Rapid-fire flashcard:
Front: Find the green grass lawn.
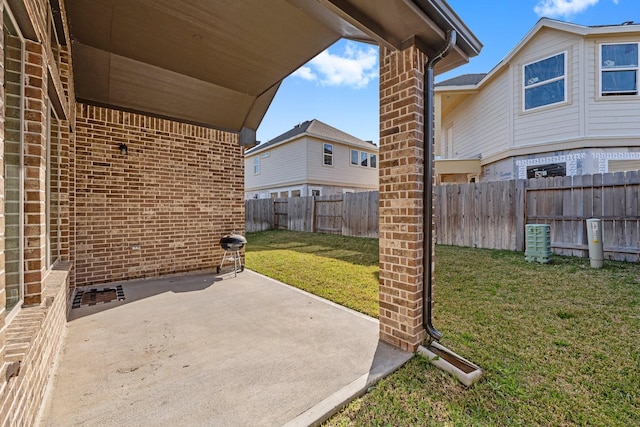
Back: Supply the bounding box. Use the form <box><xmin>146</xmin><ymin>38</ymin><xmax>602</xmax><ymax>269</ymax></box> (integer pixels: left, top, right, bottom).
<box><xmin>245</xmin><ymin>230</ymin><xmax>640</xmax><ymax>426</ymax></box>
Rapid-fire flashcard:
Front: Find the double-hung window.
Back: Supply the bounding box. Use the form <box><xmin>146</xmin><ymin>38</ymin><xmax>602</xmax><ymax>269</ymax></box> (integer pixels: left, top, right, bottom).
<box><xmin>323</xmin><ymin>143</ymin><xmax>333</xmax><ymax>166</ymax></box>
<box><xmin>523</xmin><ymin>52</ymin><xmax>566</xmax><ymax>111</ymax></box>
<box><xmin>350</xmin><ymin>149</ymin><xmax>358</xmax><ymax>166</ymax></box>
<box><xmin>253</xmin><ymin>156</ymin><xmax>260</xmax><ymax>174</ymax></box>
<box><xmin>601</xmin><ymin>43</ymin><xmax>638</xmax><ymax>96</ymax></box>
<box><xmin>360</xmin><ymin>151</ymin><xmax>368</xmax><ymax>167</ymax></box>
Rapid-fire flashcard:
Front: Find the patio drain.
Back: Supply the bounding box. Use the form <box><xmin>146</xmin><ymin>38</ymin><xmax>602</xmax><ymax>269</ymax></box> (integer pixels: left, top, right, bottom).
<box><xmin>72</xmin><ymin>285</ymin><xmax>125</xmax><ymax>309</ymax></box>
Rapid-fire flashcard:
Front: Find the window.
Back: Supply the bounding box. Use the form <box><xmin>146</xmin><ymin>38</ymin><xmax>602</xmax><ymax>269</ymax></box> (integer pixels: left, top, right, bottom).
<box><xmin>4</xmin><ymin>6</ymin><xmax>25</xmax><ymax>316</ymax></box>
<box><xmin>350</xmin><ymin>149</ymin><xmax>358</xmax><ymax>166</ymax></box>
<box><xmin>47</xmin><ymin>104</ymin><xmax>61</xmax><ymax>268</ymax></box>
<box><xmin>291</xmin><ymin>190</ymin><xmax>301</xmax><ymax>197</ymax></box>
<box><xmin>351</xmin><ymin>150</ymin><xmax>377</xmax><ymax>168</ymax></box>
<box><xmin>270</xmin><ymin>192</ymin><xmax>278</xmax><ymax>199</ymax></box>
<box><xmin>523</xmin><ymin>52</ymin><xmax>566</xmax><ymax>110</ymax></box>
<box><xmin>280</xmin><ymin>191</ymin><xmax>288</xmax><ymax>198</ymax></box>
<box><xmin>601</xmin><ymin>43</ymin><xmax>638</xmax><ymax>96</ymax></box>
<box><xmin>323</xmin><ymin>143</ymin><xmax>333</xmax><ymax>166</ymax></box>
<box><xmin>253</xmin><ymin>156</ymin><xmax>260</xmax><ymax>174</ymax></box>
<box><xmin>311</xmin><ymin>189</ymin><xmax>321</xmax><ymax>197</ymax></box>
<box><xmin>526</xmin><ymin>163</ymin><xmax>566</xmax><ymax>179</ymax></box>
<box><xmin>360</xmin><ymin>151</ymin><xmax>368</xmax><ymax>167</ymax></box>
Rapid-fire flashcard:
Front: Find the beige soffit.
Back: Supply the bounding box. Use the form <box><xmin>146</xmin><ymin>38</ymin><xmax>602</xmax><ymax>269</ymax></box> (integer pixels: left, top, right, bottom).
<box><xmin>435</xmin><ymin>158</ymin><xmax>481</xmax><ymax>175</ymax></box>
<box><xmin>65</xmin><ymin>0</ymin><xmax>481</xmax><ymax>138</ymax></box>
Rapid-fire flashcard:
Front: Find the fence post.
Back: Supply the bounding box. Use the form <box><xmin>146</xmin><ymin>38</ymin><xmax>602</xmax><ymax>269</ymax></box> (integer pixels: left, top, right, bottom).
<box><xmin>312</xmin><ymin>196</ymin><xmax>316</xmax><ymax>233</ymax></box>
<box><xmin>515</xmin><ymin>179</ymin><xmax>526</xmax><ymax>252</ymax></box>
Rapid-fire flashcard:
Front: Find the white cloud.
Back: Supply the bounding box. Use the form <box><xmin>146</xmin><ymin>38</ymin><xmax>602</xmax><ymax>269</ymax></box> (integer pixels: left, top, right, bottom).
<box><xmin>292</xmin><ymin>42</ymin><xmax>378</xmax><ymax>89</ymax></box>
<box><xmin>534</xmin><ymin>0</ymin><xmax>599</xmax><ymax>18</ymax></box>
<box><xmin>291</xmin><ymin>66</ymin><xmax>316</xmax><ymax>81</ymax></box>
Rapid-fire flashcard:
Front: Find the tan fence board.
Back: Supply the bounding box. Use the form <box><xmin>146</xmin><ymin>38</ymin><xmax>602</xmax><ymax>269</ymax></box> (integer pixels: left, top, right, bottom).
<box><xmin>247</xmin><ymin>171</ymin><xmax>640</xmax><ymax>261</ymax></box>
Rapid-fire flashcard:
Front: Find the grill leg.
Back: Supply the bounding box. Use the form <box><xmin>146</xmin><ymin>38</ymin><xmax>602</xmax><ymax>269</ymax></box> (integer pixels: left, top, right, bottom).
<box><xmin>218</xmin><ymin>250</ymin><xmax>244</xmax><ymax>276</ymax></box>
<box><xmin>218</xmin><ymin>250</ymin><xmax>228</xmax><ymax>274</ymax></box>
<box><xmin>233</xmin><ymin>251</ymin><xmax>238</xmax><ymax>277</ymax></box>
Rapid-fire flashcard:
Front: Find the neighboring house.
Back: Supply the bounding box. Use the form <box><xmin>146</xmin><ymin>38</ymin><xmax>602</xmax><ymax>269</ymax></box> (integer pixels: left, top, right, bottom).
<box><xmin>244</xmin><ymin>119</ymin><xmax>378</xmax><ymax>199</ymax></box>
<box><xmin>434</xmin><ymin>18</ymin><xmax>640</xmax><ymax>183</ymax></box>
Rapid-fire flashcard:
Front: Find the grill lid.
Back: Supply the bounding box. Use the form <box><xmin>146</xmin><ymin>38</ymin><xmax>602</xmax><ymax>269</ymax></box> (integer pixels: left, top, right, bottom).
<box><xmin>220</xmin><ymin>233</ymin><xmax>247</xmax><ymax>251</ymax></box>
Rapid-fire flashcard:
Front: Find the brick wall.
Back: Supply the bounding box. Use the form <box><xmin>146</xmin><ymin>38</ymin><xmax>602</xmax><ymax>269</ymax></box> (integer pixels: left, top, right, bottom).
<box><xmin>2</xmin><ymin>268</ymin><xmax>69</xmax><ymax>426</ymax></box>
<box><xmin>0</xmin><ymin>1</ymin><xmax>73</xmax><ymax>425</ymax></box>
<box><xmin>378</xmin><ymin>45</ymin><xmax>429</xmax><ymax>352</ymax></box>
<box><xmin>74</xmin><ymin>104</ymin><xmax>245</xmax><ymax>287</ymax></box>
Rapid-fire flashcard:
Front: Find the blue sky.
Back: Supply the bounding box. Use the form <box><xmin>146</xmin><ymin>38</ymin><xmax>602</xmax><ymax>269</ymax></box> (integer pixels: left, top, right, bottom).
<box><xmin>256</xmin><ymin>0</ymin><xmax>638</xmax><ymax>145</ymax></box>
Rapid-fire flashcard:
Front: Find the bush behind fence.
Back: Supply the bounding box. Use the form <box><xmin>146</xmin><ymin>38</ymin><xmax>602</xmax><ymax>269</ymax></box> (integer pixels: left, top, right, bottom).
<box><xmin>246</xmin><ymin>170</ymin><xmax>640</xmax><ymax>262</ymax></box>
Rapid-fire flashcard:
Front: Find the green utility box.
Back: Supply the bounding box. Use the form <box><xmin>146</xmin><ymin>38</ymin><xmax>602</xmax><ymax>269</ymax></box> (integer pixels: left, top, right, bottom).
<box><xmin>525</xmin><ymin>224</ymin><xmax>551</xmax><ymax>264</ymax></box>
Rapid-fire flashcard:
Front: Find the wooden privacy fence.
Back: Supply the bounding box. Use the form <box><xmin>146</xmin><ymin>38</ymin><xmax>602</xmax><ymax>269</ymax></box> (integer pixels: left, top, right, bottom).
<box><xmin>437</xmin><ymin>171</ymin><xmax>640</xmax><ymax>262</ymax></box>
<box><xmin>436</xmin><ymin>179</ymin><xmax>526</xmax><ymax>252</ymax></box>
<box><xmin>246</xmin><ymin>171</ymin><xmax>640</xmax><ymax>262</ymax></box>
<box><xmin>245</xmin><ymin>191</ymin><xmax>379</xmax><ymax>238</ymax></box>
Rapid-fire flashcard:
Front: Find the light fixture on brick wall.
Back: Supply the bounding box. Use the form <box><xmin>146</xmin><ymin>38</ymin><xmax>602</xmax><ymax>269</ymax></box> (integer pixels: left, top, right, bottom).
<box><xmin>118</xmin><ymin>143</ymin><xmax>128</xmax><ymax>155</ymax></box>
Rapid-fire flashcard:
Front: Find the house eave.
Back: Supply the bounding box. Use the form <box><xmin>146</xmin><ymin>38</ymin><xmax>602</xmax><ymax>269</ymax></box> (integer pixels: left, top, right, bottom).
<box><xmin>444</xmin><ymin>18</ymin><xmax>640</xmax><ymax>94</ymax></box>
<box><xmin>66</xmin><ymin>0</ymin><xmax>481</xmax><ymax>143</ymax></box>
<box><xmin>244</xmin><ymin>131</ymin><xmax>378</xmax><ymax>158</ymax></box>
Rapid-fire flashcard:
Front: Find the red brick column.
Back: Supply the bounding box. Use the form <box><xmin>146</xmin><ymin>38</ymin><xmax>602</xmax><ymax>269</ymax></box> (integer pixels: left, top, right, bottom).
<box><xmin>58</xmin><ymin>46</ymin><xmax>73</xmax><ymax>263</ymax></box>
<box><xmin>23</xmin><ymin>40</ymin><xmax>47</xmax><ymax>306</ymax></box>
<box><xmin>378</xmin><ymin>45</ymin><xmax>429</xmax><ymax>352</ymax></box>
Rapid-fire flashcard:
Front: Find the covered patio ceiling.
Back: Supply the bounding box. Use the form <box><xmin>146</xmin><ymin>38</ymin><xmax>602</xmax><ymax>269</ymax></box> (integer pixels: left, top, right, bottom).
<box><xmin>63</xmin><ymin>0</ymin><xmax>481</xmax><ymax>142</ymax></box>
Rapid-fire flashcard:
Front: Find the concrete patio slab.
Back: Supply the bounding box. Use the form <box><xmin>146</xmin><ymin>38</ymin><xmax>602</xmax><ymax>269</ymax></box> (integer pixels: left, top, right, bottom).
<box><xmin>37</xmin><ymin>270</ymin><xmax>412</xmax><ymax>427</ymax></box>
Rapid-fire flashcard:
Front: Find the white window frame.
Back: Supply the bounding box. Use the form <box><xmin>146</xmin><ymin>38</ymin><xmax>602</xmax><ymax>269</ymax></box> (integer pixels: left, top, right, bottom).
<box><xmin>323</xmin><ymin>143</ymin><xmax>333</xmax><ymax>166</ymax></box>
<box><xmin>522</xmin><ymin>51</ymin><xmax>567</xmax><ymax>112</ymax></box>
<box><xmin>350</xmin><ymin>149</ymin><xmax>358</xmax><ymax>166</ymax></box>
<box><xmin>253</xmin><ymin>156</ymin><xmax>260</xmax><ymax>174</ymax></box>
<box><xmin>599</xmin><ymin>42</ymin><xmax>639</xmax><ymax>97</ymax></box>
<box><xmin>369</xmin><ymin>153</ymin><xmax>377</xmax><ymax>168</ymax></box>
<box><xmin>360</xmin><ymin>151</ymin><xmax>368</xmax><ymax>167</ymax></box>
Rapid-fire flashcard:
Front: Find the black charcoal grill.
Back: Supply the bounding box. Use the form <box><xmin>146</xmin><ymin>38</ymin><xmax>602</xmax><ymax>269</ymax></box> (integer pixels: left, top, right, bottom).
<box><xmin>217</xmin><ymin>232</ymin><xmax>246</xmax><ymax>276</ymax></box>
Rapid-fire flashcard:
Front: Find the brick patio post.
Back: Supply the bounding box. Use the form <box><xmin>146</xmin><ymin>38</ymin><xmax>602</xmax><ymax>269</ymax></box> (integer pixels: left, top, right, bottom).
<box><xmin>378</xmin><ymin>45</ymin><xmax>429</xmax><ymax>352</ymax></box>
<box><xmin>23</xmin><ymin>40</ymin><xmax>47</xmax><ymax>305</ymax></box>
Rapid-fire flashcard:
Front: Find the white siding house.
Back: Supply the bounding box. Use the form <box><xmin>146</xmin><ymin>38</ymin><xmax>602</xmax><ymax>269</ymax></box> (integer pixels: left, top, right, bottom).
<box><xmin>435</xmin><ymin>18</ymin><xmax>640</xmax><ymax>183</ymax></box>
<box><xmin>244</xmin><ymin>120</ymin><xmax>378</xmax><ymax>199</ymax></box>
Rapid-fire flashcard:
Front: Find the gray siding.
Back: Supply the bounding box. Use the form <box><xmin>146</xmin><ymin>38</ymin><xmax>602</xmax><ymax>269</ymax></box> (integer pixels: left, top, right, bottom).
<box><xmin>245</xmin><ymin>141</ymin><xmax>308</xmax><ymax>190</ymax></box>
<box><xmin>306</xmin><ymin>137</ymin><xmax>378</xmax><ymax>187</ymax></box>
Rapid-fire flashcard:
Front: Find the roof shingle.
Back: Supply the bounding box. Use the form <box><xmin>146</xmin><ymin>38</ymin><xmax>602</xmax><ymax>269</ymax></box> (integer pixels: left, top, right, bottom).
<box><xmin>246</xmin><ymin>119</ymin><xmax>376</xmax><ymax>154</ymax></box>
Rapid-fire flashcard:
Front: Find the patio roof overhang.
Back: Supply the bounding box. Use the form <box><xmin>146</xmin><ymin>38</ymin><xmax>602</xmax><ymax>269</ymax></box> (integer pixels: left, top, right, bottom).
<box><xmin>63</xmin><ymin>0</ymin><xmax>481</xmax><ymax>144</ymax></box>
